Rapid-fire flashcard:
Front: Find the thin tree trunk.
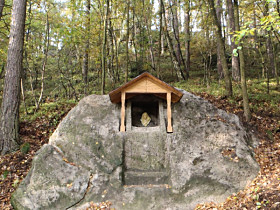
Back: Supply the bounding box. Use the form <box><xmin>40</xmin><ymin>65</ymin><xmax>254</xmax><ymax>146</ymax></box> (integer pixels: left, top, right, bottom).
<box><xmin>132</xmin><ymin>5</ymin><xmax>138</xmax><ymax>62</ymax></box>
<box><xmin>101</xmin><ymin>0</ymin><xmax>109</xmax><ymax>94</ymax></box>
<box><xmin>170</xmin><ymin>0</ymin><xmax>189</xmax><ymax>79</ymax></box>
<box><xmin>0</xmin><ymin>0</ymin><xmax>27</xmax><ymax>154</ymax></box>
<box><xmin>239</xmin><ymin>45</ymin><xmax>251</xmax><ymax>121</ymax></box>
<box><xmin>253</xmin><ymin>7</ymin><xmax>260</xmax><ymax>79</ymax></box>
<box><xmin>263</xmin><ymin>1</ymin><xmax>276</xmax><ymax>80</ymax></box>
<box><xmin>57</xmin><ymin>47</ymin><xmax>68</xmax><ymax>98</ymax></box>
<box><xmin>108</xmin><ymin>18</ymin><xmax>115</xmax><ymax>86</ymax></box>
<box><xmin>184</xmin><ymin>0</ymin><xmax>191</xmax><ymax>78</ymax></box>
<box><xmin>162</xmin><ymin>0</ymin><xmax>185</xmax><ymax>80</ymax></box>
<box><xmin>140</xmin><ymin>0</ymin><xmax>145</xmax><ymax>66</ymax></box>
<box><xmin>148</xmin><ymin>28</ymin><xmax>156</xmax><ymax>71</ymax></box>
<box><xmin>113</xmin><ymin>34</ymin><xmax>120</xmax><ymax>81</ymax></box>
<box><xmin>125</xmin><ymin>0</ymin><xmax>130</xmax><ymax>82</ymax></box>
<box><xmin>157</xmin><ymin>0</ymin><xmax>163</xmax><ymax>78</ymax></box>
<box><xmin>272</xmin><ymin>43</ymin><xmax>279</xmax><ymax>87</ymax></box>
<box><xmin>204</xmin><ymin>12</ymin><xmax>211</xmax><ymax>87</ymax></box>
<box><xmin>36</xmin><ymin>10</ymin><xmax>50</xmax><ymax>111</ymax></box>
<box><xmin>227</xmin><ymin>0</ymin><xmax>240</xmax><ymax>81</ymax></box>
<box><xmin>24</xmin><ymin>0</ymin><xmax>38</xmax><ymax>107</ymax></box>
<box><xmin>146</xmin><ymin>1</ymin><xmax>155</xmax><ymax>72</ymax></box>
<box><xmin>0</xmin><ymin>0</ymin><xmax>5</xmax><ymax>20</ymax></box>
<box><xmin>262</xmin><ymin>3</ymin><xmax>274</xmax><ymax>92</ymax></box>
<box><xmin>216</xmin><ymin>0</ymin><xmax>223</xmax><ymax>78</ymax></box>
<box><xmin>0</xmin><ymin>64</ymin><xmax>4</xmax><ymax>79</ymax></box>
<box><xmin>21</xmin><ymin>79</ymin><xmax>28</xmax><ymax>115</ymax></box>
<box><xmin>266</xmin><ymin>33</ymin><xmax>276</xmax><ymax>78</ymax></box>
<box><xmin>82</xmin><ymin>0</ymin><xmax>90</xmax><ymax>94</ymax></box>
<box><xmin>169</xmin><ymin>0</ymin><xmax>181</xmax><ymax>65</ymax></box>
<box><xmin>208</xmin><ymin>0</ymin><xmax>232</xmax><ymax>97</ymax></box>
<box><xmin>161</xmin><ymin>29</ymin><xmax>165</xmax><ymax>55</ymax></box>
<box><xmin>234</xmin><ymin>0</ymin><xmax>251</xmax><ymax>121</ymax></box>
<box><xmin>258</xmin><ymin>43</ymin><xmax>266</xmax><ymax>79</ymax></box>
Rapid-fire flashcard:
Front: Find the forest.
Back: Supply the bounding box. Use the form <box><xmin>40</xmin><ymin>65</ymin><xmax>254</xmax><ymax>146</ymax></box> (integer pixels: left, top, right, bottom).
<box><xmin>0</xmin><ymin>0</ymin><xmax>280</xmax><ymax>209</ymax></box>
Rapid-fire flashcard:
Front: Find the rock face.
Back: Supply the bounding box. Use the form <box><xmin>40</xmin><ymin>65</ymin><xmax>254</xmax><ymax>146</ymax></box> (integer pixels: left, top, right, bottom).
<box><xmin>11</xmin><ymin>91</ymin><xmax>259</xmax><ymax>210</ymax></box>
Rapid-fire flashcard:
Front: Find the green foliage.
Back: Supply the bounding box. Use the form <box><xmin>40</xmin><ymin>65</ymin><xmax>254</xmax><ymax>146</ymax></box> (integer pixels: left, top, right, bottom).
<box><xmin>175</xmin><ymin>69</ymin><xmax>280</xmax><ymax>116</ymax></box>
<box><xmin>20</xmin><ymin>143</ymin><xmax>30</xmax><ymax>154</ymax></box>
<box><xmin>1</xmin><ymin>170</ymin><xmax>9</xmax><ymax>180</ymax></box>
<box><xmin>130</xmin><ymin>61</ymin><xmax>147</xmax><ymax>78</ymax></box>
<box><xmin>20</xmin><ymin>99</ymin><xmax>77</xmax><ymax>123</ymax></box>
<box><xmin>266</xmin><ymin>130</ymin><xmax>274</xmax><ymax>141</ymax></box>
<box><xmin>12</xmin><ymin>179</ymin><xmax>20</xmax><ymax>188</ymax></box>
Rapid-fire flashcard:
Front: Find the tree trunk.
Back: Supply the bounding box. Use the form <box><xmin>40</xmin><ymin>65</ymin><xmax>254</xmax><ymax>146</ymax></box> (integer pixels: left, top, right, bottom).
<box><xmin>216</xmin><ymin>0</ymin><xmax>223</xmax><ymax>78</ymax></box>
<box><xmin>21</xmin><ymin>79</ymin><xmax>28</xmax><ymax>115</ymax></box>
<box><xmin>169</xmin><ymin>0</ymin><xmax>181</xmax><ymax>64</ymax></box>
<box><xmin>161</xmin><ymin>29</ymin><xmax>165</xmax><ymax>55</ymax></box>
<box><xmin>0</xmin><ymin>0</ymin><xmax>4</xmax><ymax>20</ymax></box>
<box><xmin>157</xmin><ymin>0</ymin><xmax>163</xmax><ymax>78</ymax></box>
<box><xmin>263</xmin><ymin>3</ymin><xmax>276</xmax><ymax>78</ymax></box>
<box><xmin>0</xmin><ymin>64</ymin><xmax>4</xmax><ymax>79</ymax></box>
<box><xmin>147</xmin><ymin>17</ymin><xmax>156</xmax><ymax>71</ymax></box>
<box><xmin>208</xmin><ymin>0</ymin><xmax>232</xmax><ymax>97</ymax></box>
<box><xmin>36</xmin><ymin>9</ymin><xmax>50</xmax><ymax>111</ymax></box>
<box><xmin>101</xmin><ymin>0</ymin><xmax>109</xmax><ymax>94</ymax></box>
<box><xmin>234</xmin><ymin>0</ymin><xmax>251</xmax><ymax>121</ymax></box>
<box><xmin>184</xmin><ymin>0</ymin><xmax>191</xmax><ymax>78</ymax></box>
<box><xmin>162</xmin><ymin>0</ymin><xmax>185</xmax><ymax>80</ymax></box>
<box><xmin>82</xmin><ymin>0</ymin><xmax>90</xmax><ymax>94</ymax></box>
<box><xmin>113</xmin><ymin>34</ymin><xmax>120</xmax><ymax>81</ymax></box>
<box><xmin>140</xmin><ymin>0</ymin><xmax>145</xmax><ymax>66</ymax></box>
<box><xmin>170</xmin><ymin>0</ymin><xmax>189</xmax><ymax>79</ymax></box>
<box><xmin>108</xmin><ymin>17</ymin><xmax>116</xmax><ymax>86</ymax></box>
<box><xmin>132</xmin><ymin>5</ymin><xmax>138</xmax><ymax>62</ymax></box>
<box><xmin>272</xmin><ymin>43</ymin><xmax>279</xmax><ymax>87</ymax></box>
<box><xmin>227</xmin><ymin>0</ymin><xmax>240</xmax><ymax>81</ymax></box>
<box><xmin>125</xmin><ymin>0</ymin><xmax>130</xmax><ymax>82</ymax></box>
<box><xmin>239</xmin><ymin>45</ymin><xmax>251</xmax><ymax>121</ymax></box>
<box><xmin>0</xmin><ymin>0</ymin><xmax>27</xmax><ymax>155</ymax></box>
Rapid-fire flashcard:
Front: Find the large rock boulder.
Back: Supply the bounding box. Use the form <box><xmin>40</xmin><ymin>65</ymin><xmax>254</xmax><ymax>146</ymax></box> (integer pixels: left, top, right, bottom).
<box><xmin>11</xmin><ymin>91</ymin><xmax>259</xmax><ymax>210</ymax></box>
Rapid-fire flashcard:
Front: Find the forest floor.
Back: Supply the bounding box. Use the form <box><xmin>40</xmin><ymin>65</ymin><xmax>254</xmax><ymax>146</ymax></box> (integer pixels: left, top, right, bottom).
<box><xmin>0</xmin><ymin>81</ymin><xmax>280</xmax><ymax>210</ymax></box>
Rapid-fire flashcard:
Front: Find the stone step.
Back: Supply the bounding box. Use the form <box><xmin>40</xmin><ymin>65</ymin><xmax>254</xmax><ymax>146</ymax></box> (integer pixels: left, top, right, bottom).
<box><xmin>124</xmin><ymin>170</ymin><xmax>169</xmax><ymax>185</ymax></box>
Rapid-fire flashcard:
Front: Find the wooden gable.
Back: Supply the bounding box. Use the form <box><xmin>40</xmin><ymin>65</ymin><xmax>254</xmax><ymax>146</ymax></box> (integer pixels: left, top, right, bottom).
<box><xmin>109</xmin><ymin>72</ymin><xmax>183</xmax><ymax>103</ymax></box>
<box><xmin>125</xmin><ymin>77</ymin><xmax>168</xmax><ymax>93</ymax></box>
<box><xmin>108</xmin><ymin>72</ymin><xmax>183</xmax><ymax>133</ymax></box>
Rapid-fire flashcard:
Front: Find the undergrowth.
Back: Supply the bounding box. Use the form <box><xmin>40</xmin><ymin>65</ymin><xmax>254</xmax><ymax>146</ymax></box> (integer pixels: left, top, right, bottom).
<box><xmin>175</xmin><ymin>77</ymin><xmax>280</xmax><ymax>117</ymax></box>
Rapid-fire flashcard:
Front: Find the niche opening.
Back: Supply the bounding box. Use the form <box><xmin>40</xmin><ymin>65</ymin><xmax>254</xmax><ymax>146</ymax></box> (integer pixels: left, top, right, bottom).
<box><xmin>131</xmin><ymin>101</ymin><xmax>159</xmax><ymax>127</ymax></box>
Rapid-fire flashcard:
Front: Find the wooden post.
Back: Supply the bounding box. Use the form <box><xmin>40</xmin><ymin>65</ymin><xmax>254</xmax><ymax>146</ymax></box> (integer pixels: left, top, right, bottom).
<box><xmin>167</xmin><ymin>92</ymin><xmax>173</xmax><ymax>133</ymax></box>
<box><xmin>120</xmin><ymin>91</ymin><xmax>126</xmax><ymax>132</ymax></box>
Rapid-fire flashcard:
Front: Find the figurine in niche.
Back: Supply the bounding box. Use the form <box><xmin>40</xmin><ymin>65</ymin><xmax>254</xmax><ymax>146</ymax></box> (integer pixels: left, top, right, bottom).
<box><xmin>141</xmin><ymin>112</ymin><xmax>151</xmax><ymax>127</ymax></box>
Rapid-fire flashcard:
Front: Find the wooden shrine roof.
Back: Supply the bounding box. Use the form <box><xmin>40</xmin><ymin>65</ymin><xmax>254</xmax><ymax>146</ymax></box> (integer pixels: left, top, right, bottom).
<box><xmin>109</xmin><ymin>72</ymin><xmax>183</xmax><ymax>103</ymax></box>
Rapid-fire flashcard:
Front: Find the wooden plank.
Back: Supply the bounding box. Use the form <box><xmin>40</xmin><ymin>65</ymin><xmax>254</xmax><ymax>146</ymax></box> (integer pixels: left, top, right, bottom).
<box><xmin>167</xmin><ymin>92</ymin><xmax>173</xmax><ymax>133</ymax></box>
<box><xmin>120</xmin><ymin>91</ymin><xmax>126</xmax><ymax>132</ymax></box>
<box><xmin>124</xmin><ymin>79</ymin><xmax>147</xmax><ymax>93</ymax></box>
<box><xmin>125</xmin><ymin>77</ymin><xmax>167</xmax><ymax>93</ymax></box>
<box><xmin>145</xmin><ymin>78</ymin><xmax>168</xmax><ymax>93</ymax></box>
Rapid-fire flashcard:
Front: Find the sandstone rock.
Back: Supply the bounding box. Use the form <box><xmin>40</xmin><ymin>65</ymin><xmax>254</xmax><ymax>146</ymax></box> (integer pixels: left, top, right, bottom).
<box><xmin>12</xmin><ymin>91</ymin><xmax>259</xmax><ymax>210</ymax></box>
<box><xmin>11</xmin><ymin>144</ymin><xmax>90</xmax><ymax>210</ymax></box>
